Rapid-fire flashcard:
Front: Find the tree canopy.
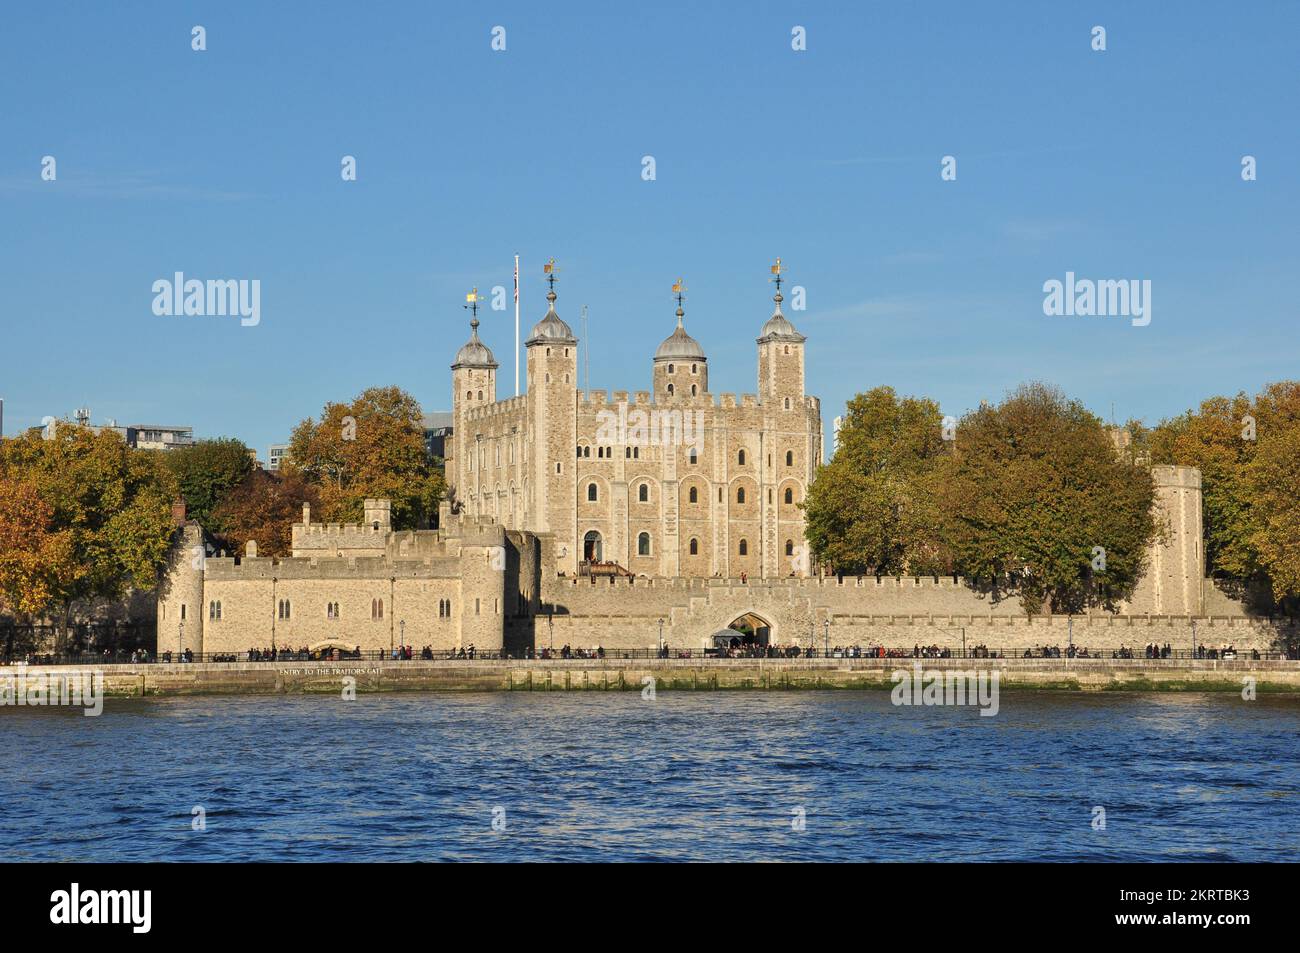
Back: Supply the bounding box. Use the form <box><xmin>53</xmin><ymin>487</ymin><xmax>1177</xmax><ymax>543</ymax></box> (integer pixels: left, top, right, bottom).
<box><xmin>284</xmin><ymin>386</ymin><xmax>443</xmax><ymax>529</ymax></box>
<box><xmin>0</xmin><ymin>425</ymin><xmax>176</xmax><ymax>636</ymax></box>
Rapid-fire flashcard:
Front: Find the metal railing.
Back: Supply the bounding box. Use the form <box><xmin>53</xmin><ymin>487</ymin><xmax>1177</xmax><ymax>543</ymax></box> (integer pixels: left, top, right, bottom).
<box><xmin>3</xmin><ymin>646</ymin><xmax>1295</xmax><ymax>665</ymax></box>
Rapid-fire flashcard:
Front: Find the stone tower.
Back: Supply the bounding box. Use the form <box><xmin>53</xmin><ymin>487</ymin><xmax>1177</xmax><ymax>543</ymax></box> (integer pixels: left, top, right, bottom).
<box><xmin>1133</xmin><ymin>465</ymin><xmax>1205</xmax><ymax>616</ymax></box>
<box><xmin>156</xmin><ymin>498</ymin><xmax>205</xmax><ymax>657</ymax></box>
<box><xmin>450</xmin><ymin>297</ymin><xmax>498</xmax><ymax>515</ymax></box>
<box><xmin>525</xmin><ymin>266</ymin><xmax>578</xmax><ymax>572</ymax></box>
<box><xmin>652</xmin><ymin>285</ymin><xmax>708</xmax><ymax>402</ymax></box>
<box><xmin>756</xmin><ymin>263</ymin><xmax>806</xmax><ymax>405</ymax></box>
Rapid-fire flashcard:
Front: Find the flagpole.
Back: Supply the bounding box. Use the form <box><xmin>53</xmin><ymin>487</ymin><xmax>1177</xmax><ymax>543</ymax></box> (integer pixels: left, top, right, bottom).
<box><xmin>514</xmin><ymin>254</ymin><xmax>521</xmax><ymax>396</ymax></box>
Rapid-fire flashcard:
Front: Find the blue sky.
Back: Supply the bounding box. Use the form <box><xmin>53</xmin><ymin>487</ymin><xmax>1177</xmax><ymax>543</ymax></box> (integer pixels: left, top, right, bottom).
<box><xmin>2</xmin><ymin>1</ymin><xmax>1296</xmax><ymax>459</ymax></box>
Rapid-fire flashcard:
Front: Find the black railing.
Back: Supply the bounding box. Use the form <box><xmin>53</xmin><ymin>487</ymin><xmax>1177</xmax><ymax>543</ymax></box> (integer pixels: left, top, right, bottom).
<box><xmin>3</xmin><ymin>647</ymin><xmax>1295</xmax><ymax>665</ymax></box>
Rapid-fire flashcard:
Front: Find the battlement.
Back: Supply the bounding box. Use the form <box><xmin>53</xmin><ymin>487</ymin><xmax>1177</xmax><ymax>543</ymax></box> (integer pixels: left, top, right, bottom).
<box><xmin>464</xmin><ymin>394</ymin><xmax>529</xmax><ymax>424</ymax></box>
<box><xmin>204</xmin><ymin>554</ymin><xmax>462</xmax><ymax>581</ymax></box>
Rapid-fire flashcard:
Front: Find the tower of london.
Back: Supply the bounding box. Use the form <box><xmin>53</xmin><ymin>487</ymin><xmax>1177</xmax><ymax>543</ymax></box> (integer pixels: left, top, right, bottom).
<box><xmin>446</xmin><ymin>265</ymin><xmax>823</xmax><ymax>579</ymax></box>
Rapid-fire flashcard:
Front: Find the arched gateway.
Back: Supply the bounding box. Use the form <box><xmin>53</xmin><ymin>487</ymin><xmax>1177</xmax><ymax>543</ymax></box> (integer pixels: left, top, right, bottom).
<box><xmin>709</xmin><ymin>612</ymin><xmax>773</xmax><ymax>650</ymax></box>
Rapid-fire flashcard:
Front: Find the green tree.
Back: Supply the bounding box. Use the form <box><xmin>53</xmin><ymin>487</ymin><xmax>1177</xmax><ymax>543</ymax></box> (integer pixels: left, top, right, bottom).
<box><xmin>939</xmin><ymin>383</ymin><xmax>1156</xmax><ymax>614</ymax></box>
<box><xmin>163</xmin><ymin>437</ymin><xmax>254</xmax><ymax>531</ymax></box>
<box><xmin>804</xmin><ymin>386</ymin><xmax>950</xmax><ymax>575</ymax></box>
<box><xmin>285</xmin><ymin>386</ymin><xmax>443</xmax><ymax>529</ymax></box>
<box><xmin>0</xmin><ymin>424</ymin><xmax>176</xmax><ymax>647</ymax></box>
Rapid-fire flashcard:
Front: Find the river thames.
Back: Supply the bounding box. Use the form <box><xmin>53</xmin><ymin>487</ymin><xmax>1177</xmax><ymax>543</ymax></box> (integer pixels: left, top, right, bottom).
<box><xmin>4</xmin><ymin>691</ymin><xmax>1298</xmax><ymax>862</ymax></box>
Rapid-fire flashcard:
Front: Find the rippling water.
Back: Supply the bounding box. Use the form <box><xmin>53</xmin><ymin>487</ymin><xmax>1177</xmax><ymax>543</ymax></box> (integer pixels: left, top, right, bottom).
<box><xmin>4</xmin><ymin>691</ymin><xmax>1299</xmax><ymax>861</ymax></box>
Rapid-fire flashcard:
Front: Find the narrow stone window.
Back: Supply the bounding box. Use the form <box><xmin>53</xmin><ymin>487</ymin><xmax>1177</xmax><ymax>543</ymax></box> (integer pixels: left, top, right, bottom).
<box><xmin>785</xmin><ymin>487</ymin><xmax>794</xmax><ymax>504</ymax></box>
<box><xmin>738</xmin><ymin>449</ymin><xmax>746</xmax><ymax>466</ymax></box>
<box><xmin>639</xmin><ymin>483</ymin><xmax>648</xmax><ymax>502</ymax></box>
<box><xmin>737</xmin><ymin>487</ymin><xmax>745</xmax><ymax>504</ymax></box>
<box><xmin>689</xmin><ymin>486</ymin><xmax>698</xmax><ymax>504</ymax></box>
<box><xmin>588</xmin><ymin>483</ymin><xmax>598</xmax><ymax>502</ymax></box>
<box><xmin>739</xmin><ymin>539</ymin><xmax>748</xmax><ymax>556</ymax></box>
<box><xmin>638</xmin><ymin>532</ymin><xmax>651</xmax><ymax>556</ymax></box>
<box><xmin>689</xmin><ymin>537</ymin><xmax>698</xmax><ymax>555</ymax></box>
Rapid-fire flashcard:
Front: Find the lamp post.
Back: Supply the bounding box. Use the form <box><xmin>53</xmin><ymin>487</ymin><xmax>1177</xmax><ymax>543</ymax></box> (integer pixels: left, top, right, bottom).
<box><xmin>657</xmin><ymin>618</ymin><xmax>664</xmax><ymax>657</ymax></box>
<box><xmin>823</xmin><ymin>619</ymin><xmax>829</xmax><ymax>657</ymax></box>
<box><xmin>178</xmin><ymin>621</ymin><xmax>184</xmax><ymax>659</ymax></box>
<box><xmin>548</xmin><ymin>612</ymin><xmax>554</xmax><ymax>651</ymax></box>
<box><xmin>400</xmin><ymin>620</ymin><xmax>405</xmax><ymax>656</ymax></box>
<box><xmin>1191</xmin><ymin>619</ymin><xmax>1197</xmax><ymax>659</ymax></box>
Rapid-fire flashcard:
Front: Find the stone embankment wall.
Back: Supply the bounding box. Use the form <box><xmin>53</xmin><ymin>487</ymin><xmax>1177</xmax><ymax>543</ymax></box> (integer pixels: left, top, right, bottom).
<box><xmin>15</xmin><ymin>658</ymin><xmax>1299</xmax><ymax>698</ymax></box>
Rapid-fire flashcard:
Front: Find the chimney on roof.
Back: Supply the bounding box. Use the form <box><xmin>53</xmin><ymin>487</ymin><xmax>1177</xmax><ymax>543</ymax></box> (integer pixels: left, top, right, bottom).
<box><xmin>171</xmin><ymin>496</ymin><xmax>187</xmax><ymax>526</ymax></box>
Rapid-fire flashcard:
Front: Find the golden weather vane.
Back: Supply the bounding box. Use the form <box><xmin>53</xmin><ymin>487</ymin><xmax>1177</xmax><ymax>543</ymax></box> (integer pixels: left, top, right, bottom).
<box><xmin>464</xmin><ymin>287</ymin><xmax>482</xmax><ymax>323</ymax></box>
<box><xmin>543</xmin><ymin>257</ymin><xmax>560</xmax><ymax>293</ymax></box>
<box><xmin>769</xmin><ymin>257</ymin><xmax>786</xmax><ymax>294</ymax></box>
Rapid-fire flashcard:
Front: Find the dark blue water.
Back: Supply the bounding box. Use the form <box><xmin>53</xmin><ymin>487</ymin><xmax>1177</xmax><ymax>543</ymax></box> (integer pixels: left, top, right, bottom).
<box><xmin>4</xmin><ymin>691</ymin><xmax>1298</xmax><ymax>861</ymax></box>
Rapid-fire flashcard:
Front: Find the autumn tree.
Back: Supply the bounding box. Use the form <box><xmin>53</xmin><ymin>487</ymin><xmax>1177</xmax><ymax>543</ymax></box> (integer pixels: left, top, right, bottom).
<box><xmin>163</xmin><ymin>437</ymin><xmax>254</xmax><ymax>531</ymax></box>
<box><xmin>213</xmin><ymin>470</ymin><xmax>319</xmax><ymax>558</ymax></box>
<box><xmin>939</xmin><ymin>383</ymin><xmax>1156</xmax><ymax>614</ymax></box>
<box><xmin>1151</xmin><ymin>380</ymin><xmax>1300</xmax><ymax>610</ymax></box>
<box><xmin>285</xmin><ymin>386</ymin><xmax>444</xmax><ymax>528</ymax></box>
<box><xmin>0</xmin><ymin>424</ymin><xmax>176</xmax><ymax>647</ymax></box>
<box><xmin>804</xmin><ymin>386</ymin><xmax>951</xmax><ymax>575</ymax></box>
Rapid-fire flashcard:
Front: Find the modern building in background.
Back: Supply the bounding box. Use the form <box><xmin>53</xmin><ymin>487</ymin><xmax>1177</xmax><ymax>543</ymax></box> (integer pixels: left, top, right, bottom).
<box><xmin>421</xmin><ymin>412</ymin><xmax>453</xmax><ymax>461</ymax></box>
<box><xmin>267</xmin><ymin>443</ymin><xmax>291</xmax><ymax>471</ymax></box>
<box><xmin>30</xmin><ymin>408</ymin><xmax>193</xmax><ymax>450</ymax></box>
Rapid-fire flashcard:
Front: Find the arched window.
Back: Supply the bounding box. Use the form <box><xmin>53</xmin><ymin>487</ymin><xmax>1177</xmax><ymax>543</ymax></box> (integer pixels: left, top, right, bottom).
<box><xmin>577</xmin><ymin>445</ymin><xmax>582</xmax><ymax>458</ymax></box>
<box><xmin>738</xmin><ymin>449</ymin><xmax>746</xmax><ymax>465</ymax></box>
<box><xmin>718</xmin><ymin>487</ymin><xmax>723</xmax><ymax>503</ymax></box>
<box><xmin>785</xmin><ymin>488</ymin><xmax>794</xmax><ymax>504</ymax></box>
<box><xmin>785</xmin><ymin>539</ymin><xmax>794</xmax><ymax>556</ymax></box>
<box><xmin>625</xmin><ymin>446</ymin><xmax>631</xmax><ymax>458</ymax></box>
<box><xmin>737</xmin><ymin>487</ymin><xmax>745</xmax><ymax>504</ymax></box>
<box><xmin>784</xmin><ymin>397</ymin><xmax>790</xmax><ymax>410</ymax></box>
<box><xmin>784</xmin><ymin>345</ymin><xmax>790</xmax><ymax>354</ymax></box>
<box><xmin>215</xmin><ymin>601</ymin><xmax>222</xmax><ymax>620</ymax></box>
<box><xmin>633</xmin><ymin>447</ymin><xmax>639</xmax><ymax>459</ymax></box>
<box><xmin>638</xmin><ymin>483</ymin><xmax>648</xmax><ymax>502</ymax></box>
<box><xmin>667</xmin><ymin>364</ymin><xmax>675</xmax><ymax>374</ymax></box>
<box><xmin>327</xmin><ymin>603</ymin><xmax>334</xmax><ymax>620</ymax></box>
<box><xmin>637</xmin><ymin>532</ymin><xmax>651</xmax><ymax>556</ymax></box>
<box><xmin>688</xmin><ymin>448</ymin><xmax>697</xmax><ymax>465</ymax></box>
<box><xmin>786</xmin><ymin>450</ymin><xmax>794</xmax><ymax>466</ymax></box>
<box><xmin>738</xmin><ymin>539</ymin><xmax>748</xmax><ymax>556</ymax></box>
<box><xmin>584</xmin><ymin>446</ymin><xmax>591</xmax><ymax>457</ymax></box>
<box><xmin>691</xmin><ymin>384</ymin><xmax>697</xmax><ymax>396</ymax></box>
<box><xmin>466</xmin><ymin>390</ymin><xmax>472</xmax><ymax>400</ymax></box>
<box><xmin>691</xmin><ymin>363</ymin><xmax>697</xmax><ymax>374</ymax></box>
<box><xmin>587</xmin><ymin>483</ymin><xmax>598</xmax><ymax>502</ymax></box>
<box><xmin>689</xmin><ymin>486</ymin><xmax>698</xmax><ymax>504</ymax></box>
<box><xmin>667</xmin><ymin>383</ymin><xmax>674</xmax><ymax>396</ymax></box>
<box><xmin>477</xmin><ymin>390</ymin><xmax>483</xmax><ymax>400</ymax></box>
<box><xmin>689</xmin><ymin>537</ymin><xmax>699</xmax><ymax>555</ymax></box>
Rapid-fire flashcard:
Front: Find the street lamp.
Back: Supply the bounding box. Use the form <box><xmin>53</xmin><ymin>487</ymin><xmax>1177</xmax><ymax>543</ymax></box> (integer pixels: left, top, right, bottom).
<box><xmin>823</xmin><ymin>619</ymin><xmax>829</xmax><ymax>657</ymax></box>
<box><xmin>657</xmin><ymin>618</ymin><xmax>664</xmax><ymax>657</ymax></box>
<box><xmin>400</xmin><ymin>620</ymin><xmax>406</xmax><ymax>656</ymax></box>
<box><xmin>548</xmin><ymin>612</ymin><xmax>554</xmax><ymax>651</ymax></box>
<box><xmin>1191</xmin><ymin>619</ymin><xmax>1197</xmax><ymax>659</ymax></box>
<box><xmin>178</xmin><ymin>621</ymin><xmax>184</xmax><ymax>659</ymax></box>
